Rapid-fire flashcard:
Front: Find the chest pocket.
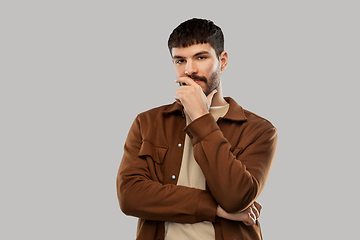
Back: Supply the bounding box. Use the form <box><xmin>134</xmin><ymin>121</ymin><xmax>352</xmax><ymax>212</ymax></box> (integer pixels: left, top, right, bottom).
<box><xmin>138</xmin><ymin>140</ymin><xmax>167</xmax><ymax>165</ymax></box>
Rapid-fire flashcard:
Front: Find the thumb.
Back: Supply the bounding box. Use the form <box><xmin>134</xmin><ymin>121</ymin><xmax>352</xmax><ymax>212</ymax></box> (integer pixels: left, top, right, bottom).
<box><xmin>207</xmin><ymin>89</ymin><xmax>218</xmax><ymax>103</ymax></box>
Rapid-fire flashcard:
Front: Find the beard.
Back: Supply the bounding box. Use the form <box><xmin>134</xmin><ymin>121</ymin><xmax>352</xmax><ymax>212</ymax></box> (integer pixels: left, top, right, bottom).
<box><xmin>203</xmin><ymin>70</ymin><xmax>221</xmax><ymax>96</ymax></box>
<box><xmin>187</xmin><ymin>66</ymin><xmax>221</xmax><ymax>96</ymax></box>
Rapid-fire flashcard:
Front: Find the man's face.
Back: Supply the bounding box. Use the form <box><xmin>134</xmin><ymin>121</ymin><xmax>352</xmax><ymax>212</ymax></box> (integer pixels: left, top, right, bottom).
<box><xmin>171</xmin><ymin>43</ymin><xmax>225</xmax><ymax>96</ymax></box>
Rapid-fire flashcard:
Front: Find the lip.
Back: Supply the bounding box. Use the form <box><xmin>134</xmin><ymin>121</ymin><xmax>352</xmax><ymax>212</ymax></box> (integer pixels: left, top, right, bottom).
<box><xmin>192</xmin><ymin>78</ymin><xmax>203</xmax><ymax>83</ymax></box>
<box><xmin>187</xmin><ymin>74</ymin><xmax>207</xmax><ymax>83</ymax></box>
<box><xmin>191</xmin><ymin>77</ymin><xmax>207</xmax><ymax>84</ymax></box>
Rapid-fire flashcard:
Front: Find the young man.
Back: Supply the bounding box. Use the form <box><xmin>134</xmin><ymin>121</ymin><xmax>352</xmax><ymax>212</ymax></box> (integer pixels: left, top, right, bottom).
<box><xmin>117</xmin><ymin>18</ymin><xmax>278</xmax><ymax>240</ymax></box>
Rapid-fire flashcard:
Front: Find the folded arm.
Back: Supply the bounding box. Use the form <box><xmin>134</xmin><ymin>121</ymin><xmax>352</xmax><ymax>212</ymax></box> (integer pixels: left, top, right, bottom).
<box><xmin>185</xmin><ymin>114</ymin><xmax>278</xmax><ymax>213</ymax></box>
<box><xmin>117</xmin><ymin>115</ymin><xmax>217</xmax><ymax>224</ymax></box>
<box><xmin>217</xmin><ymin>201</ymin><xmax>262</xmax><ymax>226</ymax></box>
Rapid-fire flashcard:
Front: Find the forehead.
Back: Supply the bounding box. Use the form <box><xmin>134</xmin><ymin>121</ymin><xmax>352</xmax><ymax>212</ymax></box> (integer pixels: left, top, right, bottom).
<box><xmin>171</xmin><ymin>43</ymin><xmax>216</xmax><ymax>58</ymax></box>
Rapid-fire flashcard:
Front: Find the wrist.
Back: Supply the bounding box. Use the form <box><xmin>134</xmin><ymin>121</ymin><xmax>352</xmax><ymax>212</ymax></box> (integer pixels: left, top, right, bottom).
<box><xmin>189</xmin><ymin>110</ymin><xmax>209</xmax><ymax>121</ymax></box>
<box><xmin>216</xmin><ymin>205</ymin><xmax>228</xmax><ymax>219</ymax></box>
<box><xmin>184</xmin><ymin>114</ymin><xmax>219</xmax><ymax>145</ymax></box>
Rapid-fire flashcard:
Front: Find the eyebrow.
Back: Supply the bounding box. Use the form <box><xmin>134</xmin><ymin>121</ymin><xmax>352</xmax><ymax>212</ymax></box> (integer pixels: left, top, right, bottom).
<box><xmin>193</xmin><ymin>51</ymin><xmax>211</xmax><ymax>57</ymax></box>
<box><xmin>172</xmin><ymin>50</ymin><xmax>211</xmax><ymax>59</ymax></box>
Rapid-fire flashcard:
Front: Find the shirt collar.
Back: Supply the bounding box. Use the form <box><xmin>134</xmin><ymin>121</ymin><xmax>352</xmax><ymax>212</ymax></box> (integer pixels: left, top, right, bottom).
<box><xmin>163</xmin><ymin>102</ymin><xmax>184</xmax><ymax>114</ymax></box>
<box><xmin>222</xmin><ymin>97</ymin><xmax>247</xmax><ymax>122</ymax></box>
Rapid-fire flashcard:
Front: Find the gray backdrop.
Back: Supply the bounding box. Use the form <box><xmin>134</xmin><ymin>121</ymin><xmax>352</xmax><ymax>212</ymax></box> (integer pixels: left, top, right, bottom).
<box><xmin>1</xmin><ymin>0</ymin><xmax>359</xmax><ymax>239</ymax></box>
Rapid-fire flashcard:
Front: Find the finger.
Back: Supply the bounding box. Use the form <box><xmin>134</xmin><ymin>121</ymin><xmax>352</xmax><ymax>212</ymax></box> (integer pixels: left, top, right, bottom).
<box><xmin>248</xmin><ymin>207</ymin><xmax>256</xmax><ymax>222</ymax></box>
<box><xmin>175</xmin><ymin>77</ymin><xmax>196</xmax><ymax>86</ymax></box>
<box><xmin>251</xmin><ymin>205</ymin><xmax>260</xmax><ymax>219</ymax></box>
<box><xmin>254</xmin><ymin>201</ymin><xmax>262</xmax><ymax>215</ymax></box>
<box><xmin>244</xmin><ymin>221</ymin><xmax>251</xmax><ymax>226</ymax></box>
<box><xmin>206</xmin><ymin>89</ymin><xmax>218</xmax><ymax>102</ymax></box>
<box><xmin>174</xmin><ymin>98</ymin><xmax>182</xmax><ymax>105</ymax></box>
<box><xmin>254</xmin><ymin>201</ymin><xmax>262</xmax><ymax>210</ymax></box>
<box><xmin>174</xmin><ymin>89</ymin><xmax>183</xmax><ymax>105</ymax></box>
<box><xmin>244</xmin><ymin>212</ymin><xmax>255</xmax><ymax>226</ymax></box>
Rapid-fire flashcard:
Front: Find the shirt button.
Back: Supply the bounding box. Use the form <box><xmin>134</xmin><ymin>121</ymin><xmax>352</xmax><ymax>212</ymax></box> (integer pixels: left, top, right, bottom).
<box><xmin>172</xmin><ymin>175</ymin><xmax>176</xmax><ymax>180</ymax></box>
<box><xmin>178</xmin><ymin>143</ymin><xmax>182</xmax><ymax>147</ymax></box>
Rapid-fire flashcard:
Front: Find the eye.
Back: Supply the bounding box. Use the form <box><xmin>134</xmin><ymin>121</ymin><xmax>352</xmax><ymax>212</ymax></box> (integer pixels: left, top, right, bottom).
<box><xmin>198</xmin><ymin>56</ymin><xmax>207</xmax><ymax>60</ymax></box>
<box><xmin>174</xmin><ymin>59</ymin><xmax>185</xmax><ymax>65</ymax></box>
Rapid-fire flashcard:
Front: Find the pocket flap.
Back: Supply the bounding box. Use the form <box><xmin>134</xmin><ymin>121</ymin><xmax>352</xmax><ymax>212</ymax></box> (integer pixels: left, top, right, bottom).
<box><xmin>138</xmin><ymin>140</ymin><xmax>168</xmax><ymax>164</ymax></box>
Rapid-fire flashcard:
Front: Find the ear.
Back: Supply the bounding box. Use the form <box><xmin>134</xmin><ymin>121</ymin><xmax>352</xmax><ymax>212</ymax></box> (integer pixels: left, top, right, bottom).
<box><xmin>219</xmin><ymin>51</ymin><xmax>228</xmax><ymax>71</ymax></box>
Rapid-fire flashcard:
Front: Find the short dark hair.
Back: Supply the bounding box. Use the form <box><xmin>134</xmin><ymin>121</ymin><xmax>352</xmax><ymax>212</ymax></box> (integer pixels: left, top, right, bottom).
<box><xmin>168</xmin><ymin>18</ymin><xmax>224</xmax><ymax>58</ymax></box>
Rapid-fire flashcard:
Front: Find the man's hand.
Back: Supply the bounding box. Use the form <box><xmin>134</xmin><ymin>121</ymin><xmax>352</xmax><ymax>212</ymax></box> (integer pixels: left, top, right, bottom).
<box><xmin>216</xmin><ymin>202</ymin><xmax>262</xmax><ymax>226</ymax></box>
<box><xmin>174</xmin><ymin>77</ymin><xmax>217</xmax><ymax>121</ymax></box>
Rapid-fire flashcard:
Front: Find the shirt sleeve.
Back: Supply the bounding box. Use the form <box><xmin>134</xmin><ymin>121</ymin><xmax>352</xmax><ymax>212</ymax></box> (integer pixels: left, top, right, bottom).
<box><xmin>117</xmin><ymin>115</ymin><xmax>218</xmax><ymax>223</ymax></box>
<box><xmin>184</xmin><ymin>113</ymin><xmax>278</xmax><ymax>213</ymax></box>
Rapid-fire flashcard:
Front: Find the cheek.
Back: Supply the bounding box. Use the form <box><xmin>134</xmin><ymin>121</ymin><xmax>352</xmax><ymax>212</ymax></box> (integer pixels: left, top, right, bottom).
<box><xmin>174</xmin><ymin>66</ymin><xmax>184</xmax><ymax>77</ymax></box>
<box><xmin>203</xmin><ymin>60</ymin><xmax>219</xmax><ymax>75</ymax></box>
<box><xmin>211</xmin><ymin>61</ymin><xmax>221</xmax><ymax>72</ymax></box>
<box><xmin>203</xmin><ymin>64</ymin><xmax>217</xmax><ymax>78</ymax></box>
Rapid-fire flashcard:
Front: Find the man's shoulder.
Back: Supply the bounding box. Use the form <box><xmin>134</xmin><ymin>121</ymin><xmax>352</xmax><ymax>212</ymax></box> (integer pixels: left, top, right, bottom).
<box><xmin>226</xmin><ymin>97</ymin><xmax>275</xmax><ymax>130</ymax></box>
<box><xmin>137</xmin><ymin>102</ymin><xmax>181</xmax><ymax>120</ymax></box>
<box><xmin>242</xmin><ymin>108</ymin><xmax>276</xmax><ymax>133</ymax></box>
<box><xmin>244</xmin><ymin>109</ymin><xmax>274</xmax><ymax>125</ymax></box>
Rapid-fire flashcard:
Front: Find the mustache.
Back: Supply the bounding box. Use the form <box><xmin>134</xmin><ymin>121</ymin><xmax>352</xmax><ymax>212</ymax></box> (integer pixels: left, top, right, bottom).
<box><xmin>187</xmin><ymin>74</ymin><xmax>208</xmax><ymax>83</ymax></box>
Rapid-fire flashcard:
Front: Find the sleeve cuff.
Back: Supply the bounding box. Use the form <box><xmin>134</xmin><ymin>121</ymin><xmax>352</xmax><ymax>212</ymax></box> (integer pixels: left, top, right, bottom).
<box><xmin>196</xmin><ymin>191</ymin><xmax>217</xmax><ymax>222</ymax></box>
<box><xmin>184</xmin><ymin>114</ymin><xmax>220</xmax><ymax>145</ymax></box>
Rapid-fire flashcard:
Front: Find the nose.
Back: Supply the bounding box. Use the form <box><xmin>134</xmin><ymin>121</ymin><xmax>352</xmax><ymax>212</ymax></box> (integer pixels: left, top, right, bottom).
<box><xmin>185</xmin><ymin>60</ymin><xmax>198</xmax><ymax>76</ymax></box>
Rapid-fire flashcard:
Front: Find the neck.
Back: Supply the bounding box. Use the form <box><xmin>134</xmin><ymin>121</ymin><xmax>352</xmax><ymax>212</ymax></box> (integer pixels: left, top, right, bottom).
<box><xmin>210</xmin><ymin>81</ymin><xmax>227</xmax><ymax>107</ymax></box>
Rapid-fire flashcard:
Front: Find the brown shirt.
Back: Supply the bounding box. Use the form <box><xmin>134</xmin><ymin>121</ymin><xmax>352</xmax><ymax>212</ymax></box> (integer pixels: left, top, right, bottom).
<box><xmin>117</xmin><ymin>97</ymin><xmax>278</xmax><ymax>240</ymax></box>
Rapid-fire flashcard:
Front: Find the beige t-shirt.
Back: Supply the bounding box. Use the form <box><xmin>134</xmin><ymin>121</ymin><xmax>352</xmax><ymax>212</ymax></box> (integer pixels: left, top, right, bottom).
<box><xmin>165</xmin><ymin>104</ymin><xmax>230</xmax><ymax>240</ymax></box>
